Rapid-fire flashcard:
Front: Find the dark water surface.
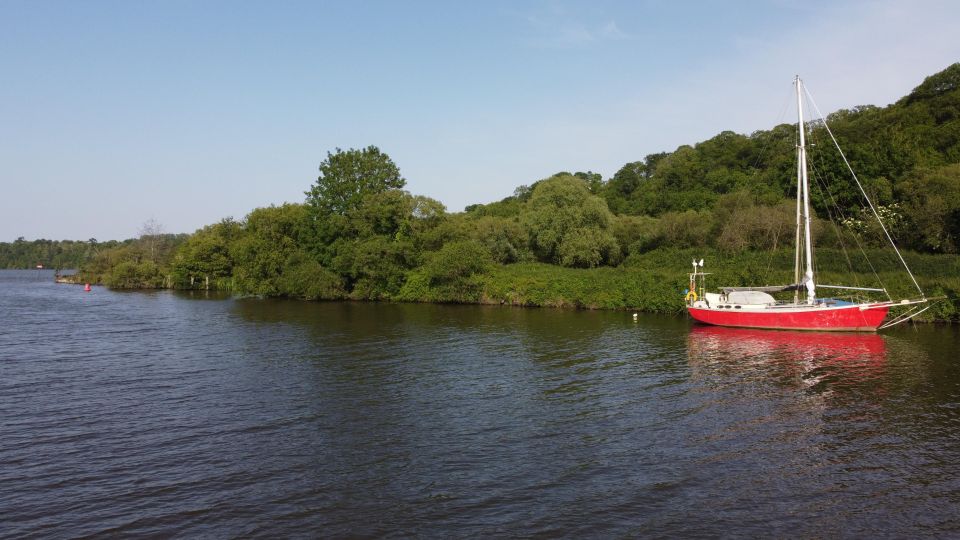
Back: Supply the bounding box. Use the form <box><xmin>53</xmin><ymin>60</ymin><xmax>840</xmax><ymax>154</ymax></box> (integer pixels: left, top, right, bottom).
<box><xmin>2</xmin><ymin>270</ymin><xmax>960</xmax><ymax>537</ymax></box>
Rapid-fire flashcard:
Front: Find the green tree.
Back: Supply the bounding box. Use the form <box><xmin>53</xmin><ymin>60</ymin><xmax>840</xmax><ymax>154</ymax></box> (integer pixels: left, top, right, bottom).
<box><xmin>574</xmin><ymin>171</ymin><xmax>604</xmax><ymax>194</ymax></box>
<box><xmin>106</xmin><ymin>260</ymin><xmax>164</xmax><ymax>289</ymax></box>
<box><xmin>897</xmin><ymin>164</ymin><xmax>960</xmax><ymax>252</ymax></box>
<box><xmin>348</xmin><ymin>189</ymin><xmax>415</xmax><ymax>238</ymax></box>
<box><xmin>421</xmin><ymin>240</ymin><xmax>494</xmax><ymax>302</ymax></box>
<box><xmin>603</xmin><ymin>161</ymin><xmax>646</xmax><ymax>214</ymax></box>
<box><xmin>520</xmin><ymin>174</ymin><xmax>620</xmax><ymax>267</ymax></box>
<box><xmin>171</xmin><ymin>218</ymin><xmax>242</xmax><ymax>287</ymax></box>
<box><xmin>558</xmin><ymin>227</ymin><xmax>620</xmax><ymax>268</ymax></box>
<box><xmin>903</xmin><ymin>62</ymin><xmax>960</xmax><ymax>105</ymax></box>
<box><xmin>305</xmin><ymin>146</ymin><xmax>405</xmax><ymax>216</ymax></box>
<box><xmin>611</xmin><ymin>214</ymin><xmax>659</xmax><ymax>257</ymax></box>
<box><xmin>711</xmin><ymin>193</ymin><xmax>797</xmax><ymax>252</ymax></box>
<box><xmin>466</xmin><ymin>216</ymin><xmax>529</xmax><ymax>264</ymax></box>
<box><xmin>230</xmin><ymin>204</ymin><xmax>312</xmax><ymax>295</ymax></box>
<box><xmin>276</xmin><ymin>251</ymin><xmax>346</xmax><ymax>300</ymax></box>
<box><xmin>645</xmin><ymin>209</ymin><xmax>714</xmax><ymax>249</ymax></box>
<box><xmin>332</xmin><ymin>235</ymin><xmax>415</xmax><ymax>300</ymax></box>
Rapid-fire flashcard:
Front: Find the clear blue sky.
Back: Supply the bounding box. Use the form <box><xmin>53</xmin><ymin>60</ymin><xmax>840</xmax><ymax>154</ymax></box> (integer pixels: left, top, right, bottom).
<box><xmin>2</xmin><ymin>0</ymin><xmax>958</xmax><ymax>241</ymax></box>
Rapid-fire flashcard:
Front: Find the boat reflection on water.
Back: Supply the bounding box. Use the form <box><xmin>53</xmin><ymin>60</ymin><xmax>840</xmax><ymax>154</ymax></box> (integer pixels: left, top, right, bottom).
<box><xmin>687</xmin><ymin>325</ymin><xmax>888</xmax><ymax>391</ymax></box>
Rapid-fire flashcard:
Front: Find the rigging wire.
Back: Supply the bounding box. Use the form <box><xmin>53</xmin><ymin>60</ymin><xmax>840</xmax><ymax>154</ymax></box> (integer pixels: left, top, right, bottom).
<box><xmin>802</xmin><ymin>91</ymin><xmax>890</xmax><ymax>301</ymax></box>
<box><xmin>808</xmin><ymin>125</ymin><xmax>890</xmax><ymax>299</ymax></box>
<box><xmin>803</xmin><ymin>84</ymin><xmax>925</xmax><ymax>298</ymax></box>
<box><xmin>807</xmin><ymin>161</ymin><xmax>859</xmax><ymax>287</ymax></box>
<box><xmin>809</xmin><ymin>150</ymin><xmax>891</xmax><ymax>301</ymax></box>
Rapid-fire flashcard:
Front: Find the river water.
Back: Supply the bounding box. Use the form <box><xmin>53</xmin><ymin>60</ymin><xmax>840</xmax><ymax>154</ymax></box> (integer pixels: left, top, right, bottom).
<box><xmin>2</xmin><ymin>269</ymin><xmax>959</xmax><ymax>537</ymax></box>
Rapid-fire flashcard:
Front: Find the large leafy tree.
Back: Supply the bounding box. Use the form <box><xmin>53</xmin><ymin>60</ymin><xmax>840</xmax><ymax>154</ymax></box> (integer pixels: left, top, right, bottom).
<box><xmin>421</xmin><ymin>240</ymin><xmax>493</xmax><ymax>302</ymax></box>
<box><xmin>603</xmin><ymin>161</ymin><xmax>646</xmax><ymax>214</ymax></box>
<box><xmin>520</xmin><ymin>174</ymin><xmax>620</xmax><ymax>267</ymax></box>
<box><xmin>896</xmin><ymin>163</ymin><xmax>960</xmax><ymax>252</ymax></box>
<box><xmin>230</xmin><ymin>204</ymin><xmax>312</xmax><ymax>295</ymax></box>
<box><xmin>305</xmin><ymin>146</ymin><xmax>406</xmax><ymax>216</ymax></box>
<box><xmin>170</xmin><ymin>218</ymin><xmax>242</xmax><ymax>284</ymax></box>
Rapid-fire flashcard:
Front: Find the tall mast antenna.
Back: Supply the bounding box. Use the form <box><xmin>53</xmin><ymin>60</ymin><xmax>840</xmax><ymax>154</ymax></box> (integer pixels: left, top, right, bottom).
<box><xmin>796</xmin><ymin>75</ymin><xmax>815</xmax><ymax>304</ymax></box>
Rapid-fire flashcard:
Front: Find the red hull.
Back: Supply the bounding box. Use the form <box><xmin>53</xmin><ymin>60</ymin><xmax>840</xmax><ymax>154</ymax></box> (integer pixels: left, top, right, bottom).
<box><xmin>687</xmin><ymin>303</ymin><xmax>890</xmax><ymax>332</ymax></box>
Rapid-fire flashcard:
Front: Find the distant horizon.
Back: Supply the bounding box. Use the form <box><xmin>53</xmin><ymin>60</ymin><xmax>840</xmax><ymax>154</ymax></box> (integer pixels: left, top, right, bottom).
<box><xmin>3</xmin><ymin>0</ymin><xmax>959</xmax><ymax>241</ymax></box>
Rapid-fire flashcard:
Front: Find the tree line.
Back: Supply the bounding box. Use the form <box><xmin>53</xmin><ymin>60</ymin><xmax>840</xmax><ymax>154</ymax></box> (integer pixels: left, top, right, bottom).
<box><xmin>14</xmin><ymin>64</ymin><xmax>960</xmax><ymax>319</ymax></box>
<box><xmin>0</xmin><ymin>238</ymin><xmax>116</xmax><ymax>269</ymax></box>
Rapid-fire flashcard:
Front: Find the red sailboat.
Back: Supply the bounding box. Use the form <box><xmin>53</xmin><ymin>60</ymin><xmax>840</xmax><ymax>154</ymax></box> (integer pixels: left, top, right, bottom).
<box><xmin>686</xmin><ymin>76</ymin><xmax>929</xmax><ymax>332</ymax></box>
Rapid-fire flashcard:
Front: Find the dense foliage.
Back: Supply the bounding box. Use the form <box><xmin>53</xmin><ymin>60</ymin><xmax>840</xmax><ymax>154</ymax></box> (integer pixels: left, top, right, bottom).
<box><xmin>49</xmin><ymin>64</ymin><xmax>960</xmax><ymax>322</ymax></box>
<box><xmin>0</xmin><ymin>238</ymin><xmax>115</xmax><ymax>269</ymax></box>
<box><xmin>77</xmin><ymin>233</ymin><xmax>188</xmax><ymax>288</ymax></box>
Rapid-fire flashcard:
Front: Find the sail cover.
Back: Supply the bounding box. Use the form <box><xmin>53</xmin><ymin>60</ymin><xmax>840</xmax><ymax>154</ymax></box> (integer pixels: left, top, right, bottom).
<box><xmin>727</xmin><ymin>290</ymin><xmax>777</xmax><ymax>305</ymax></box>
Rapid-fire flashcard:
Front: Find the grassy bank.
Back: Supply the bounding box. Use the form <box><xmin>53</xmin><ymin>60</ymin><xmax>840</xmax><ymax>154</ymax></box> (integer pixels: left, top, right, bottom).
<box><xmin>74</xmin><ymin>248</ymin><xmax>960</xmax><ymax>323</ymax></box>
<box><xmin>475</xmin><ymin>249</ymin><xmax>960</xmax><ymax>322</ymax></box>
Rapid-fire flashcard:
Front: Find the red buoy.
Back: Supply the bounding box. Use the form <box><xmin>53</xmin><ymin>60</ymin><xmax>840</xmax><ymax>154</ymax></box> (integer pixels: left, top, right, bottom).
<box><xmin>84</xmin><ymin>283</ymin><xmax>92</xmax><ymax>292</ymax></box>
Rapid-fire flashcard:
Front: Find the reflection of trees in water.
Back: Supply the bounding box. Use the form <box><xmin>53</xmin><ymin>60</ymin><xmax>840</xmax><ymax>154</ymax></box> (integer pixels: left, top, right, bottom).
<box><xmin>224</xmin><ymin>301</ymin><xmax>705</xmax><ymax>511</ymax></box>
<box><xmin>226</xmin><ymin>301</ymin><xmax>704</xmax><ymax>407</ymax></box>
<box><xmin>172</xmin><ymin>290</ymin><xmax>232</xmax><ymax>301</ymax></box>
<box><xmin>225</xmin><ymin>302</ymin><xmax>698</xmax><ymax>479</ymax></box>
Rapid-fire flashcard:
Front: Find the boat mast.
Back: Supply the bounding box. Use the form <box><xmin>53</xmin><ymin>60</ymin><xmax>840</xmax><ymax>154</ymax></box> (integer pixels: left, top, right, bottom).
<box><xmin>794</xmin><ymin>106</ymin><xmax>803</xmax><ymax>305</ymax></box>
<box><xmin>796</xmin><ymin>76</ymin><xmax>815</xmax><ymax>304</ymax></box>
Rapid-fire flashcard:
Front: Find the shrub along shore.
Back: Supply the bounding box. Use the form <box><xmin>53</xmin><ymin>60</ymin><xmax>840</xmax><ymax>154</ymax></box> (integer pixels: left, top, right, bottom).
<box><xmin>69</xmin><ymin>245</ymin><xmax>960</xmax><ymax>323</ymax></box>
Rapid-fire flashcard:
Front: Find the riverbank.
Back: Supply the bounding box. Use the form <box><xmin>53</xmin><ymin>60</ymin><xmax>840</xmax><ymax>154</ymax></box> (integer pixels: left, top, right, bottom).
<box><xmin>481</xmin><ymin>260</ymin><xmax>958</xmax><ymax>322</ymax></box>
<box><xmin>54</xmin><ymin>274</ymin><xmax>81</xmax><ymax>284</ymax></box>
<box><xmin>73</xmin><ymin>248</ymin><xmax>960</xmax><ymax>323</ymax></box>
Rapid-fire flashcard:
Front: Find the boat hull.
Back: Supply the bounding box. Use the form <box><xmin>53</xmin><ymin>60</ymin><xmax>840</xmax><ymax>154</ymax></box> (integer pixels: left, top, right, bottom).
<box><xmin>687</xmin><ymin>303</ymin><xmax>891</xmax><ymax>332</ymax></box>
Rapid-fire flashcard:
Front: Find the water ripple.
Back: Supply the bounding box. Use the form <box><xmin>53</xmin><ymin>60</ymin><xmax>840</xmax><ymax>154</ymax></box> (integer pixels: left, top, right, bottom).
<box><xmin>2</xmin><ymin>273</ymin><xmax>960</xmax><ymax>536</ymax></box>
